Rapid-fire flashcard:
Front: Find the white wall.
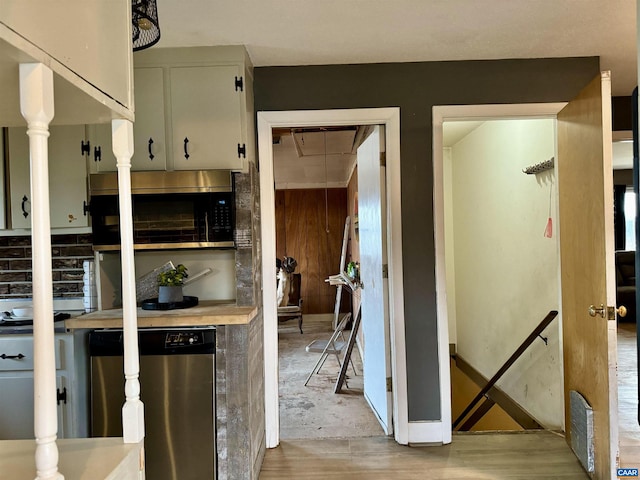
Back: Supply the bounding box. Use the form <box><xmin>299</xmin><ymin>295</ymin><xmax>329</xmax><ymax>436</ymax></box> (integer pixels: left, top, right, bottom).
<box><xmin>446</xmin><ymin>118</ymin><xmax>562</xmax><ymax>428</ymax></box>
<box><xmin>98</xmin><ymin>250</ymin><xmax>236</xmax><ymax>308</ymax></box>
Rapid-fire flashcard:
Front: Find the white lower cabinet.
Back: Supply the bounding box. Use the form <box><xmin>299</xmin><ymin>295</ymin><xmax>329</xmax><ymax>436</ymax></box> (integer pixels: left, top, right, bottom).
<box><xmin>0</xmin><ymin>331</ymin><xmax>89</xmax><ymax>439</ymax></box>
<box><xmin>7</xmin><ymin>125</ymin><xmax>89</xmax><ymax>229</ymax></box>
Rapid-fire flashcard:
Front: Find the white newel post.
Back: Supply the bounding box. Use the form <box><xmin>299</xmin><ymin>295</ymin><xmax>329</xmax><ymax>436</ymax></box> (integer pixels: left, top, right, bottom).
<box><xmin>112</xmin><ymin>119</ymin><xmax>145</xmax><ymax>443</ymax></box>
<box><xmin>19</xmin><ymin>63</ymin><xmax>63</xmax><ymax>480</ymax></box>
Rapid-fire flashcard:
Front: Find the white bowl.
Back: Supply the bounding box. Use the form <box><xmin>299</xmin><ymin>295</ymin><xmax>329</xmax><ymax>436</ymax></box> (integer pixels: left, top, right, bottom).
<box><xmin>12</xmin><ymin>306</ymin><xmax>33</xmax><ymax>318</ymax></box>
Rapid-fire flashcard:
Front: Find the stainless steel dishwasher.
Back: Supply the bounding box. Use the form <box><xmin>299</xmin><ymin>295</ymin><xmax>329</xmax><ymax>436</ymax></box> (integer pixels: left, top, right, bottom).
<box><xmin>89</xmin><ymin>327</ymin><xmax>216</xmax><ymax>480</ymax></box>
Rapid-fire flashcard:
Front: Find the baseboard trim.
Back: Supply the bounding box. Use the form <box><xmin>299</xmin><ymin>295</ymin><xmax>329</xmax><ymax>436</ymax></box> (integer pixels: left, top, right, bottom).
<box><xmin>453</xmin><ymin>354</ymin><xmax>543</xmax><ymax>430</ymax></box>
<box><xmin>407</xmin><ymin>420</ymin><xmax>451</xmax><ymax>444</ymax></box>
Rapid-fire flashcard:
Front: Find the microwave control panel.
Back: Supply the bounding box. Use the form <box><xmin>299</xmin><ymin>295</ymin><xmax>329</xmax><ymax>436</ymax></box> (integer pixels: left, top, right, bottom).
<box><xmin>211</xmin><ymin>193</ymin><xmax>233</xmax><ymax>237</ymax></box>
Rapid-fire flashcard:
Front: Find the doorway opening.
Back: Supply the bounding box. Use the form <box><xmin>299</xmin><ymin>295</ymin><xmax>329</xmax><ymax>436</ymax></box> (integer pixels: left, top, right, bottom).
<box><xmin>441</xmin><ymin>117</ymin><xmax>563</xmax><ymax>433</ymax></box>
<box><xmin>272</xmin><ymin>124</ymin><xmax>381</xmax><ymax>440</ymax></box>
<box><xmin>258</xmin><ymin>108</ymin><xmax>408</xmax><ymax>449</ymax></box>
<box><xmin>434</xmin><ymin>87</ymin><xmax>624</xmax><ymax>477</ymax></box>
<box><xmin>433</xmin><ymin>103</ymin><xmax>567</xmax><ymax>447</ymax></box>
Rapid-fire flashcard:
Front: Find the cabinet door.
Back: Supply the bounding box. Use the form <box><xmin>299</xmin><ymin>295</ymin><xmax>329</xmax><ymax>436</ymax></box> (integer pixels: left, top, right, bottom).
<box><xmin>8</xmin><ymin>125</ymin><xmax>89</xmax><ymax>229</ymax></box>
<box><xmin>170</xmin><ymin>65</ymin><xmax>244</xmax><ymax>170</ymax></box>
<box><xmin>0</xmin><ymin>374</ymin><xmax>35</xmax><ymax>439</ymax></box>
<box><xmin>132</xmin><ymin>67</ymin><xmax>167</xmax><ymax>170</ymax></box>
<box><xmin>87</xmin><ymin>123</ymin><xmax>118</xmax><ymax>173</ymax></box>
<box><xmin>88</xmin><ymin>68</ymin><xmax>167</xmax><ymax>172</ymax></box>
<box><xmin>0</xmin><ymin>374</ymin><xmax>68</xmax><ymax>439</ymax></box>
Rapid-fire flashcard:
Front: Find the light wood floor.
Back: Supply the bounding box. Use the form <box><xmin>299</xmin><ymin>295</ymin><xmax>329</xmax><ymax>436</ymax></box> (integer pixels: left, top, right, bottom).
<box><xmin>617</xmin><ymin>322</ymin><xmax>640</xmax><ymax>468</ymax></box>
<box><xmin>260</xmin><ymin>431</ymin><xmax>587</xmax><ymax>479</ymax></box>
<box><xmin>263</xmin><ymin>324</ymin><xmax>640</xmax><ymax>478</ymax></box>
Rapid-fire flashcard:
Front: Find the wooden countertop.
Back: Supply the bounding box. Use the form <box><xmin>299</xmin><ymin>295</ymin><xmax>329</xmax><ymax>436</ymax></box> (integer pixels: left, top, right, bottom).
<box><xmin>64</xmin><ymin>301</ymin><xmax>258</xmax><ymax>329</ymax></box>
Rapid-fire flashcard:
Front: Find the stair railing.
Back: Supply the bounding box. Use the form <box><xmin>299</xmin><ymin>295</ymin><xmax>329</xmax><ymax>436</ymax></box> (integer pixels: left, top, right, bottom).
<box><xmin>452</xmin><ymin>310</ymin><xmax>559</xmax><ymax>431</ymax></box>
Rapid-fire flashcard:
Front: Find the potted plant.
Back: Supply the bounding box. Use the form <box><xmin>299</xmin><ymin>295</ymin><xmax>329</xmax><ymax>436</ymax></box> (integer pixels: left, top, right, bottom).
<box><xmin>157</xmin><ymin>264</ymin><xmax>188</xmax><ymax>303</ymax></box>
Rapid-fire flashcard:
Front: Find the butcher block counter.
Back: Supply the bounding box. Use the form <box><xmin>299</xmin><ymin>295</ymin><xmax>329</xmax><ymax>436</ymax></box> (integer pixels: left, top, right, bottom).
<box><xmin>64</xmin><ymin>300</ymin><xmax>258</xmax><ymax>329</ymax></box>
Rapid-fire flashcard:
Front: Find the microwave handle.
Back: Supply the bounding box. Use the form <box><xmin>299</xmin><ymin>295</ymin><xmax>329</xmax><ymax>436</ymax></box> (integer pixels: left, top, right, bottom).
<box><xmin>205</xmin><ymin>211</ymin><xmax>209</xmax><ymax>242</ymax></box>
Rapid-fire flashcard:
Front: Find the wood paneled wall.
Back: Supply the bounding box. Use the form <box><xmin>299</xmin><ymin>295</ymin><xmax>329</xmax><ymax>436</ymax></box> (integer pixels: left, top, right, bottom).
<box><xmin>275</xmin><ymin>188</ymin><xmax>348</xmax><ymax>314</ymax></box>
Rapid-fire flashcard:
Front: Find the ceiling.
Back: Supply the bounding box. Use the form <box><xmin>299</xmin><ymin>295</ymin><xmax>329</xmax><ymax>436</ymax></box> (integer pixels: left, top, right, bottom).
<box><xmin>156</xmin><ymin>0</ymin><xmax>637</xmax><ymax>96</ymax></box>
<box><xmin>272</xmin><ymin>128</ymin><xmax>360</xmax><ymax>189</ymax></box>
<box><xmin>153</xmin><ymin>0</ymin><xmax>638</xmax><ymax>186</ymax></box>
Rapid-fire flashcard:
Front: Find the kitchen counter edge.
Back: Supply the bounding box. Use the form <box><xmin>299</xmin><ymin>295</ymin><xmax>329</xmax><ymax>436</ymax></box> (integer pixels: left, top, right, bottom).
<box><xmin>64</xmin><ymin>301</ymin><xmax>258</xmax><ymax>329</ymax></box>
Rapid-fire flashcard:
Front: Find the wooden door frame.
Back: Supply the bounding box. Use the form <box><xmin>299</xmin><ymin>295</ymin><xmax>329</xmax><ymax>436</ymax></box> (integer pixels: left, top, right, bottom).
<box><xmin>432</xmin><ymin>103</ymin><xmax>567</xmax><ymax>444</ymax></box>
<box><xmin>258</xmin><ymin>108</ymin><xmax>409</xmax><ymax>448</ymax></box>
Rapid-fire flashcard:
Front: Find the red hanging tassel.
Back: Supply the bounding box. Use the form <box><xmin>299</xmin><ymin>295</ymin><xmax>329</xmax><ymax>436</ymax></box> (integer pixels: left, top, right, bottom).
<box><xmin>544</xmin><ymin>217</ymin><xmax>553</xmax><ymax>238</ymax></box>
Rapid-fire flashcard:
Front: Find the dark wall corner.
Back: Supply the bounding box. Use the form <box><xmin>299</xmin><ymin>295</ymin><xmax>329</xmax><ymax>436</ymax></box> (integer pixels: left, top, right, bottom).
<box><xmin>613</xmin><ymin>96</ymin><xmax>634</xmax><ymax>132</ymax></box>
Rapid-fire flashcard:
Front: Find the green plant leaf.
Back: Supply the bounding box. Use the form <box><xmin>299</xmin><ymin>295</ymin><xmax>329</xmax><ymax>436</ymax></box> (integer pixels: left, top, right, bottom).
<box><xmin>157</xmin><ymin>264</ymin><xmax>189</xmax><ymax>286</ymax></box>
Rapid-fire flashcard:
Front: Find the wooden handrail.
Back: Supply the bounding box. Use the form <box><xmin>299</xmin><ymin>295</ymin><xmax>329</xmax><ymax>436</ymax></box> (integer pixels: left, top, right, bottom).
<box><xmin>452</xmin><ymin>310</ymin><xmax>558</xmax><ymax>429</ymax></box>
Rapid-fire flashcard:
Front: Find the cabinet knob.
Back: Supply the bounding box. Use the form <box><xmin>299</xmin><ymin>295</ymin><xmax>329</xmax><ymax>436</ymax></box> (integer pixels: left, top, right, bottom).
<box><xmin>148</xmin><ymin>137</ymin><xmax>155</xmax><ymax>160</ymax></box>
<box><xmin>184</xmin><ymin>137</ymin><xmax>190</xmax><ymax>160</ymax></box>
<box><xmin>94</xmin><ymin>145</ymin><xmax>101</xmax><ymax>162</ymax></box>
<box><xmin>80</xmin><ymin>140</ymin><xmax>90</xmax><ymax>156</ymax></box>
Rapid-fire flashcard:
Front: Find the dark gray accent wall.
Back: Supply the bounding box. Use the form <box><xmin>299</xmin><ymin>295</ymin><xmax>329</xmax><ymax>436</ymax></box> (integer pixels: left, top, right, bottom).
<box><xmin>254</xmin><ymin>57</ymin><xmax>600</xmax><ymax>422</ymax></box>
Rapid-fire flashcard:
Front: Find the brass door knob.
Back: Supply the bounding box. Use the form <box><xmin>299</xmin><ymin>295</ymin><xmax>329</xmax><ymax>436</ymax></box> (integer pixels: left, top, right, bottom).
<box><xmin>588</xmin><ymin>304</ymin><xmax>627</xmax><ymax>319</ymax></box>
<box><xmin>588</xmin><ymin>304</ymin><xmax>605</xmax><ymax>318</ymax></box>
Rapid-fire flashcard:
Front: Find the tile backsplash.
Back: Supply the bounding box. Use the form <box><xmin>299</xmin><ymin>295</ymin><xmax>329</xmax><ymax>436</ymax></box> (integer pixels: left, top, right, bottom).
<box><xmin>0</xmin><ymin>233</ymin><xmax>93</xmax><ymax>299</ymax></box>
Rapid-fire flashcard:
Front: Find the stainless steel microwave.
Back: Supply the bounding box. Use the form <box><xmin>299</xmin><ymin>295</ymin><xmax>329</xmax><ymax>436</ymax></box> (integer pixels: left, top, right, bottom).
<box><xmin>89</xmin><ymin>170</ymin><xmax>235</xmax><ymax>250</ymax></box>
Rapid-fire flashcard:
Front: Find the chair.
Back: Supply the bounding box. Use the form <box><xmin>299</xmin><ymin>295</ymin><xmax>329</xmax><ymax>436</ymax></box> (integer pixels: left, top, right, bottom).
<box><xmin>277</xmin><ymin>272</ymin><xmax>303</xmax><ymax>333</ymax></box>
<box><xmin>304</xmin><ymin>312</ymin><xmax>357</xmax><ymax>386</ymax></box>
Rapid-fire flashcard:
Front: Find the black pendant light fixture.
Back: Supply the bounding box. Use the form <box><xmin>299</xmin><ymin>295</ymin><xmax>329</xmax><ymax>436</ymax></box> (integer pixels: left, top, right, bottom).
<box><xmin>132</xmin><ymin>0</ymin><xmax>160</xmax><ymax>51</ymax></box>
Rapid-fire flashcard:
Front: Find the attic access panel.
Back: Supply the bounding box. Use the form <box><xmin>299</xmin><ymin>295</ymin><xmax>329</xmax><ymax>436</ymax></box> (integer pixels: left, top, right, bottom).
<box><xmin>293</xmin><ymin>128</ymin><xmax>358</xmax><ymax>156</ymax></box>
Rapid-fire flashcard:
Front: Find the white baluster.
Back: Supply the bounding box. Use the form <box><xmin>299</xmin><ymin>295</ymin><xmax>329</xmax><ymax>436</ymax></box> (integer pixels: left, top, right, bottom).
<box><xmin>19</xmin><ymin>63</ymin><xmax>63</xmax><ymax>480</ymax></box>
<box><xmin>112</xmin><ymin>119</ymin><xmax>145</xmax><ymax>443</ymax></box>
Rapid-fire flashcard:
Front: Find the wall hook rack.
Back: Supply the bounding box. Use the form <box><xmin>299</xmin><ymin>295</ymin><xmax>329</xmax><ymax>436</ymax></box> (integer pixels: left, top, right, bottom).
<box><xmin>523</xmin><ymin>157</ymin><xmax>554</xmax><ymax>175</ymax></box>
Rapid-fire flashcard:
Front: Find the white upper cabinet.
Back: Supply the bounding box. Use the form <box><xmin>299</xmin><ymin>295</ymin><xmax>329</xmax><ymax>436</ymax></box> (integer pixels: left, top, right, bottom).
<box><xmin>170</xmin><ymin>65</ymin><xmax>245</xmax><ymax>170</ymax></box>
<box><xmin>134</xmin><ymin>46</ymin><xmax>254</xmax><ymax>172</ymax></box>
<box><xmin>133</xmin><ymin>67</ymin><xmax>167</xmax><ymax>170</ymax></box>
<box><xmin>8</xmin><ymin>125</ymin><xmax>89</xmax><ymax>229</ymax></box>
<box><xmin>86</xmin><ymin>124</ymin><xmax>117</xmax><ymax>173</ymax></box>
<box><xmin>88</xmin><ymin>67</ymin><xmax>167</xmax><ymax>173</ymax></box>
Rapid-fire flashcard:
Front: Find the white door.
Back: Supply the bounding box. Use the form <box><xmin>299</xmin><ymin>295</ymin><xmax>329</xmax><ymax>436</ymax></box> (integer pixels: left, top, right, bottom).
<box><xmin>358</xmin><ymin>125</ymin><xmax>393</xmax><ymax>434</ymax></box>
